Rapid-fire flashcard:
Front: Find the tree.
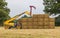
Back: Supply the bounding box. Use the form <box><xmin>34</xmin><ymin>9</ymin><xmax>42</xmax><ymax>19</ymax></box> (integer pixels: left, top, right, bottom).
<box><xmin>43</xmin><ymin>0</ymin><xmax>60</xmax><ymax>26</ymax></box>
<box><xmin>43</xmin><ymin>0</ymin><xmax>60</xmax><ymax>15</ymax></box>
<box><xmin>0</xmin><ymin>0</ymin><xmax>10</xmax><ymax>26</ymax></box>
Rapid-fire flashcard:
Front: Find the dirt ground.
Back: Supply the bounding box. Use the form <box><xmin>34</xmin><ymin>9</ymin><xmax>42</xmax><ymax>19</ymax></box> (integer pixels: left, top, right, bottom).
<box><xmin>0</xmin><ymin>27</ymin><xmax>60</xmax><ymax>38</ymax></box>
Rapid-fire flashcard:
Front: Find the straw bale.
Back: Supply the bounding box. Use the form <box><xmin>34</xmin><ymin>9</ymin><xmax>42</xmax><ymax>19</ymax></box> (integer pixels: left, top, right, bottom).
<box><xmin>37</xmin><ymin>26</ymin><xmax>43</xmax><ymax>29</ymax></box>
<box><xmin>49</xmin><ymin>25</ymin><xmax>55</xmax><ymax>29</ymax></box>
<box><xmin>22</xmin><ymin>26</ymin><xmax>27</xmax><ymax>29</ymax></box>
<box><xmin>32</xmin><ymin>22</ymin><xmax>38</xmax><ymax>25</ymax></box>
<box><xmin>43</xmin><ymin>22</ymin><xmax>49</xmax><ymax>25</ymax></box>
<box><xmin>38</xmin><ymin>22</ymin><xmax>43</xmax><ymax>25</ymax></box>
<box><xmin>32</xmin><ymin>25</ymin><xmax>38</xmax><ymax>29</ymax></box>
<box><xmin>38</xmin><ymin>14</ymin><xmax>45</xmax><ymax>18</ymax></box>
<box><xmin>49</xmin><ymin>22</ymin><xmax>55</xmax><ymax>26</ymax></box>
<box><xmin>27</xmin><ymin>22</ymin><xmax>33</xmax><ymax>26</ymax></box>
<box><xmin>49</xmin><ymin>18</ymin><xmax>55</xmax><ymax>22</ymax></box>
<box><xmin>22</xmin><ymin>22</ymin><xmax>28</xmax><ymax>26</ymax></box>
<box><xmin>27</xmin><ymin>18</ymin><xmax>33</xmax><ymax>22</ymax></box>
<box><xmin>44</xmin><ymin>18</ymin><xmax>49</xmax><ymax>22</ymax></box>
<box><xmin>33</xmin><ymin>14</ymin><xmax>38</xmax><ymax>18</ymax></box>
<box><xmin>49</xmin><ymin>22</ymin><xmax>55</xmax><ymax>29</ymax></box>
<box><xmin>27</xmin><ymin>25</ymin><xmax>33</xmax><ymax>29</ymax></box>
<box><xmin>19</xmin><ymin>18</ymin><xmax>28</xmax><ymax>22</ymax></box>
<box><xmin>44</xmin><ymin>14</ymin><xmax>49</xmax><ymax>18</ymax></box>
<box><xmin>33</xmin><ymin>18</ymin><xmax>38</xmax><ymax>22</ymax></box>
<box><xmin>38</xmin><ymin>18</ymin><xmax>44</xmax><ymax>22</ymax></box>
<box><xmin>37</xmin><ymin>14</ymin><xmax>40</xmax><ymax>17</ymax></box>
<box><xmin>44</xmin><ymin>26</ymin><xmax>49</xmax><ymax>29</ymax></box>
<box><xmin>33</xmin><ymin>14</ymin><xmax>45</xmax><ymax>18</ymax></box>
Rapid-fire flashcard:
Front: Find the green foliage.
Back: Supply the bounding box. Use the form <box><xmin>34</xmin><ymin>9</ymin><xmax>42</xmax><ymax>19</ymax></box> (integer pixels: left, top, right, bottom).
<box><xmin>43</xmin><ymin>0</ymin><xmax>60</xmax><ymax>26</ymax></box>
<box><xmin>43</xmin><ymin>0</ymin><xmax>60</xmax><ymax>15</ymax></box>
<box><xmin>0</xmin><ymin>0</ymin><xmax>10</xmax><ymax>25</ymax></box>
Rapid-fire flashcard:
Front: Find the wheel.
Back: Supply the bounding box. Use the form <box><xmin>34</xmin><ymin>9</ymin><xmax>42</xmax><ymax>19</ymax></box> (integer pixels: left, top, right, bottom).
<box><xmin>9</xmin><ymin>26</ymin><xmax>13</xmax><ymax>29</ymax></box>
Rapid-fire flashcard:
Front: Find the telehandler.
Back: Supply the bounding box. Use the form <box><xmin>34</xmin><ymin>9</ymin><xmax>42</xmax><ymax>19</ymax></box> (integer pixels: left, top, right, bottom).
<box><xmin>4</xmin><ymin>11</ymin><xmax>30</xmax><ymax>29</ymax></box>
<box><xmin>4</xmin><ymin>6</ymin><xmax>36</xmax><ymax>29</ymax></box>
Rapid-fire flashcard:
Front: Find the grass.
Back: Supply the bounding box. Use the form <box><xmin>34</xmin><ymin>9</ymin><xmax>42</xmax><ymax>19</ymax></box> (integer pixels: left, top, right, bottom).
<box><xmin>0</xmin><ymin>27</ymin><xmax>60</xmax><ymax>38</ymax></box>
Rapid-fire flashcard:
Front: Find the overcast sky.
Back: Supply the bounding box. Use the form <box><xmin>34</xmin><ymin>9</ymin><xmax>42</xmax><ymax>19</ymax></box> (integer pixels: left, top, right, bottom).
<box><xmin>6</xmin><ymin>0</ymin><xmax>44</xmax><ymax>17</ymax></box>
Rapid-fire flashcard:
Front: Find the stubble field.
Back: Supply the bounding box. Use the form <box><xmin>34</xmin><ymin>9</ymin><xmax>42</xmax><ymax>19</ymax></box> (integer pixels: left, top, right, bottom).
<box><xmin>0</xmin><ymin>27</ymin><xmax>60</xmax><ymax>38</ymax></box>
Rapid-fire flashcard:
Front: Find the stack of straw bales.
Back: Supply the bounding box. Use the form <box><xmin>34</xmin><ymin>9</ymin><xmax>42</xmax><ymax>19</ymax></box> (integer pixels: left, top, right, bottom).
<box><xmin>18</xmin><ymin>14</ymin><xmax>55</xmax><ymax>29</ymax></box>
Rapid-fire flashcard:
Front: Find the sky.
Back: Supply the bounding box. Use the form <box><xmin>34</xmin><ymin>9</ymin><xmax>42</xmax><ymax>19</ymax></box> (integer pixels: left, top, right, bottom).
<box><xmin>6</xmin><ymin>0</ymin><xmax>44</xmax><ymax>17</ymax></box>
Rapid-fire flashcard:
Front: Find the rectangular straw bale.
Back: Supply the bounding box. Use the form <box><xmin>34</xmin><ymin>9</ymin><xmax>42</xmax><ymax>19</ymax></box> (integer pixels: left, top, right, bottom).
<box><xmin>33</xmin><ymin>14</ymin><xmax>38</xmax><ymax>18</ymax></box>
<box><xmin>43</xmin><ymin>26</ymin><xmax>49</xmax><ymax>29</ymax></box>
<box><xmin>22</xmin><ymin>25</ymin><xmax>27</xmax><ymax>29</ymax></box>
<box><xmin>33</xmin><ymin>18</ymin><xmax>38</xmax><ymax>22</ymax></box>
<box><xmin>43</xmin><ymin>22</ymin><xmax>49</xmax><ymax>26</ymax></box>
<box><xmin>38</xmin><ymin>24</ymin><xmax>43</xmax><ymax>26</ymax></box>
<box><xmin>44</xmin><ymin>18</ymin><xmax>49</xmax><ymax>22</ymax></box>
<box><xmin>37</xmin><ymin>26</ymin><xmax>43</xmax><ymax>29</ymax></box>
<box><xmin>38</xmin><ymin>17</ymin><xmax>44</xmax><ymax>19</ymax></box>
<box><xmin>32</xmin><ymin>22</ymin><xmax>38</xmax><ymax>25</ymax></box>
<box><xmin>38</xmin><ymin>15</ymin><xmax>41</xmax><ymax>18</ymax></box>
<box><xmin>22</xmin><ymin>25</ymin><xmax>25</xmax><ymax>27</ymax></box>
<box><xmin>38</xmin><ymin>22</ymin><xmax>43</xmax><ymax>25</ymax></box>
<box><xmin>38</xmin><ymin>14</ymin><xmax>45</xmax><ymax>18</ymax></box>
<box><xmin>26</xmin><ymin>25</ymin><xmax>32</xmax><ymax>29</ymax></box>
<box><xmin>49</xmin><ymin>22</ymin><xmax>55</xmax><ymax>26</ymax></box>
<box><xmin>27</xmin><ymin>25</ymin><xmax>33</xmax><ymax>29</ymax></box>
<box><xmin>27</xmin><ymin>18</ymin><xmax>33</xmax><ymax>22</ymax></box>
<box><xmin>49</xmin><ymin>18</ymin><xmax>55</xmax><ymax>22</ymax></box>
<box><xmin>49</xmin><ymin>22</ymin><xmax>55</xmax><ymax>29</ymax></box>
<box><xmin>18</xmin><ymin>19</ymin><xmax>22</xmax><ymax>22</ymax></box>
<box><xmin>22</xmin><ymin>23</ymin><xmax>28</xmax><ymax>29</ymax></box>
<box><xmin>49</xmin><ymin>25</ymin><xmax>55</xmax><ymax>29</ymax></box>
<box><xmin>20</xmin><ymin>18</ymin><xmax>28</xmax><ymax>22</ymax></box>
<box><xmin>32</xmin><ymin>25</ymin><xmax>38</xmax><ymax>29</ymax></box>
<box><xmin>38</xmin><ymin>18</ymin><xmax>44</xmax><ymax>22</ymax></box>
<box><xmin>22</xmin><ymin>22</ymin><xmax>27</xmax><ymax>25</ymax></box>
<box><xmin>44</xmin><ymin>14</ymin><xmax>49</xmax><ymax>18</ymax></box>
<box><xmin>37</xmin><ymin>14</ymin><xmax>42</xmax><ymax>18</ymax></box>
<box><xmin>27</xmin><ymin>22</ymin><xmax>33</xmax><ymax>26</ymax></box>
<box><xmin>20</xmin><ymin>21</ymin><xmax>27</xmax><ymax>23</ymax></box>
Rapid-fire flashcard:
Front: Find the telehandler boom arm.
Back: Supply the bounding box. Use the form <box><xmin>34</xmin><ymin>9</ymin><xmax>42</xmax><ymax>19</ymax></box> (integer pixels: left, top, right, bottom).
<box><xmin>4</xmin><ymin>12</ymin><xmax>25</xmax><ymax>26</ymax></box>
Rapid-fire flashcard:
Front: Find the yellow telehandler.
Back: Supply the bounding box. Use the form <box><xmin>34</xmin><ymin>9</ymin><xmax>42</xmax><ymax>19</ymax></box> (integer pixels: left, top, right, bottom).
<box><xmin>4</xmin><ymin>11</ymin><xmax>30</xmax><ymax>29</ymax></box>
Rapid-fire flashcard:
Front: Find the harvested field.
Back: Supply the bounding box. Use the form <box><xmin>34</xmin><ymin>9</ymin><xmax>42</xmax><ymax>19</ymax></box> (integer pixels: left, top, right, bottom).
<box><xmin>0</xmin><ymin>27</ymin><xmax>60</xmax><ymax>38</ymax></box>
